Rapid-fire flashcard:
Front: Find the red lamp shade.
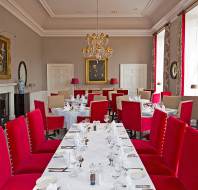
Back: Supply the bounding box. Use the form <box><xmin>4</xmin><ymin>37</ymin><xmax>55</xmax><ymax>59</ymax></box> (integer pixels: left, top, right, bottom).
<box><xmin>110</xmin><ymin>78</ymin><xmax>118</xmax><ymax>85</ymax></box>
<box><xmin>71</xmin><ymin>78</ymin><xmax>79</xmax><ymax>84</ymax></box>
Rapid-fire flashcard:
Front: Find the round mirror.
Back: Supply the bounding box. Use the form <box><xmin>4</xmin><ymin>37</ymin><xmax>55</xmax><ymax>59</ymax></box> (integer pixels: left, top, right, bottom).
<box><xmin>170</xmin><ymin>61</ymin><xmax>177</xmax><ymax>79</ymax></box>
<box><xmin>18</xmin><ymin>61</ymin><xmax>27</xmax><ymax>86</ymax></box>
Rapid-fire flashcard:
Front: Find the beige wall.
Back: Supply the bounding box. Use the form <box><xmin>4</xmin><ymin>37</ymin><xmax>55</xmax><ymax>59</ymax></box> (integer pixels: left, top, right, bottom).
<box><xmin>0</xmin><ymin>5</ymin><xmax>44</xmax><ymax>91</ymax></box>
<box><xmin>43</xmin><ymin>36</ymin><xmax>153</xmax><ymax>90</ymax></box>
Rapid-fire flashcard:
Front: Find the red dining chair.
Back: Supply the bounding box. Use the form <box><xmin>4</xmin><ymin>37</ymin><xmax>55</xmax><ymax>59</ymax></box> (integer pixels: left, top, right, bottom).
<box><xmin>122</xmin><ymin>101</ymin><xmax>152</xmax><ymax>139</ymax></box>
<box><xmin>77</xmin><ymin>100</ymin><xmax>109</xmax><ymax>123</ymax></box>
<box><xmin>132</xmin><ymin>109</ymin><xmax>167</xmax><ymax>155</ymax></box>
<box><xmin>117</xmin><ymin>90</ymin><xmax>128</xmax><ymax>95</ymax></box>
<box><xmin>178</xmin><ymin>100</ymin><xmax>193</xmax><ymax>125</ymax></box>
<box><xmin>111</xmin><ymin>93</ymin><xmax>123</xmax><ymax>114</ymax></box>
<box><xmin>6</xmin><ymin>116</ymin><xmax>52</xmax><ymax>175</ymax></box>
<box><xmin>27</xmin><ymin>109</ymin><xmax>61</xmax><ymax>154</ymax></box>
<box><xmin>151</xmin><ymin>127</ymin><xmax>198</xmax><ymax>190</ymax></box>
<box><xmin>151</xmin><ymin>93</ymin><xmax>161</xmax><ymax>104</ymax></box>
<box><xmin>0</xmin><ymin>127</ymin><xmax>41</xmax><ymax>190</ymax></box>
<box><xmin>88</xmin><ymin>90</ymin><xmax>92</xmax><ymax>93</ymax></box>
<box><xmin>102</xmin><ymin>90</ymin><xmax>113</xmax><ymax>100</ymax></box>
<box><xmin>74</xmin><ymin>90</ymin><xmax>86</xmax><ymax>98</ymax></box>
<box><xmin>87</xmin><ymin>93</ymin><xmax>100</xmax><ymax>107</ymax></box>
<box><xmin>140</xmin><ymin>116</ymin><xmax>186</xmax><ymax>176</ymax></box>
<box><xmin>161</xmin><ymin>91</ymin><xmax>172</xmax><ymax>99</ymax></box>
<box><xmin>34</xmin><ymin>100</ymin><xmax>64</xmax><ymax>139</ymax></box>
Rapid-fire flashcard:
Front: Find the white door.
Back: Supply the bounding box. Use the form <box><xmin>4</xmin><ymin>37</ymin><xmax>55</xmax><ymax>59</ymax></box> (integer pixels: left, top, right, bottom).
<box><xmin>47</xmin><ymin>64</ymin><xmax>74</xmax><ymax>93</ymax></box>
<box><xmin>120</xmin><ymin>64</ymin><xmax>147</xmax><ymax>96</ymax></box>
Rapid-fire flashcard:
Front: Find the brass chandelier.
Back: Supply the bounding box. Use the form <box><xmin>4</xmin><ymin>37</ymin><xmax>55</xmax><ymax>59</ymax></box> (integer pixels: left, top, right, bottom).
<box><xmin>82</xmin><ymin>0</ymin><xmax>113</xmax><ymax>60</ymax></box>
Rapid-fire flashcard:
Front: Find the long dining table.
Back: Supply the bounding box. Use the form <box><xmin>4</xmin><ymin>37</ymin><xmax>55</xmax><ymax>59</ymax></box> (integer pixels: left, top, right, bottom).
<box><xmin>34</xmin><ymin>123</ymin><xmax>156</xmax><ymax>190</ymax></box>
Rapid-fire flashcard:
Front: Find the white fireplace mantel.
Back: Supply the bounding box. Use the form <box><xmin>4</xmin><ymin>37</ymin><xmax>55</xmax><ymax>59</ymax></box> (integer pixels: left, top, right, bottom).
<box><xmin>0</xmin><ymin>83</ymin><xmax>17</xmax><ymax>119</ymax></box>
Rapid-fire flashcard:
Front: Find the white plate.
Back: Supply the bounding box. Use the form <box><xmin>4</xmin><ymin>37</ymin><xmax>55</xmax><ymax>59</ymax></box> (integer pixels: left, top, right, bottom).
<box><xmin>36</xmin><ymin>176</ymin><xmax>57</xmax><ymax>189</ymax></box>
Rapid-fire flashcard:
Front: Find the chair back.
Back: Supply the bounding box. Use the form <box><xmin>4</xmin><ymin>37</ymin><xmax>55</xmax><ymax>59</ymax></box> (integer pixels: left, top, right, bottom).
<box><xmin>108</xmin><ymin>91</ymin><xmax>117</xmax><ymax>101</ymax></box>
<box><xmin>162</xmin><ymin>116</ymin><xmax>186</xmax><ymax>175</ymax></box>
<box><xmin>90</xmin><ymin>101</ymin><xmax>108</xmax><ymax>122</ymax></box>
<box><xmin>163</xmin><ymin>96</ymin><xmax>181</xmax><ymax>109</ymax></box>
<box><xmin>87</xmin><ymin>93</ymin><xmax>100</xmax><ymax>107</ymax></box>
<box><xmin>93</xmin><ymin>95</ymin><xmax>107</xmax><ymax>101</ymax></box>
<box><xmin>116</xmin><ymin>95</ymin><xmax>130</xmax><ymax>110</ymax></box>
<box><xmin>0</xmin><ymin>127</ymin><xmax>11</xmax><ymax>189</ymax></box>
<box><xmin>151</xmin><ymin>93</ymin><xmax>161</xmax><ymax>104</ymax></box>
<box><xmin>48</xmin><ymin>95</ymin><xmax>64</xmax><ymax>109</ymax></box>
<box><xmin>34</xmin><ymin>100</ymin><xmax>47</xmax><ymax>130</ymax></box>
<box><xmin>137</xmin><ymin>88</ymin><xmax>144</xmax><ymax>96</ymax></box>
<box><xmin>122</xmin><ymin>101</ymin><xmax>141</xmax><ymax>131</ymax></box>
<box><xmin>178</xmin><ymin>127</ymin><xmax>198</xmax><ymax>190</ymax></box>
<box><xmin>117</xmin><ymin>90</ymin><xmax>128</xmax><ymax>95</ymax></box>
<box><xmin>102</xmin><ymin>89</ymin><xmax>113</xmax><ymax>100</ymax></box>
<box><xmin>58</xmin><ymin>90</ymin><xmax>70</xmax><ymax>99</ymax></box>
<box><xmin>140</xmin><ymin>91</ymin><xmax>151</xmax><ymax>100</ymax></box>
<box><xmin>27</xmin><ymin>109</ymin><xmax>46</xmax><ymax>153</ymax></box>
<box><xmin>111</xmin><ymin>93</ymin><xmax>123</xmax><ymax>112</ymax></box>
<box><xmin>178</xmin><ymin>100</ymin><xmax>193</xmax><ymax>125</ymax></box>
<box><xmin>149</xmin><ymin>109</ymin><xmax>167</xmax><ymax>155</ymax></box>
<box><xmin>6</xmin><ymin>116</ymin><xmax>31</xmax><ymax>173</ymax></box>
<box><xmin>74</xmin><ymin>90</ymin><xmax>86</xmax><ymax>98</ymax></box>
<box><xmin>161</xmin><ymin>91</ymin><xmax>172</xmax><ymax>99</ymax></box>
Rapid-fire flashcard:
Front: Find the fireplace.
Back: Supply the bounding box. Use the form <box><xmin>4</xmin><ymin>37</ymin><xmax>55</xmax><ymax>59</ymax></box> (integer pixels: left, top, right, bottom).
<box><xmin>0</xmin><ymin>83</ymin><xmax>17</xmax><ymax>124</ymax></box>
<box><xmin>0</xmin><ymin>93</ymin><xmax>9</xmax><ymax>126</ymax></box>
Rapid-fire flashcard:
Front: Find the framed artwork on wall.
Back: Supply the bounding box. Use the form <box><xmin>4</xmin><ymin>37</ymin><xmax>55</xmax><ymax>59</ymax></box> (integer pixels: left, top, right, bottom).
<box><xmin>0</xmin><ymin>35</ymin><xmax>11</xmax><ymax>79</ymax></box>
<box><xmin>85</xmin><ymin>58</ymin><xmax>108</xmax><ymax>84</ymax></box>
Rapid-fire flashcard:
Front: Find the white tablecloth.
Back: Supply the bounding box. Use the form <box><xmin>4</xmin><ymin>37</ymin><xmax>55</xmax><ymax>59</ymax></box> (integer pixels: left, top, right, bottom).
<box><xmin>142</xmin><ymin>107</ymin><xmax>177</xmax><ymax>117</ymax></box>
<box><xmin>52</xmin><ymin>108</ymin><xmax>90</xmax><ymax>129</ymax></box>
<box><xmin>34</xmin><ymin>123</ymin><xmax>156</xmax><ymax>190</ymax></box>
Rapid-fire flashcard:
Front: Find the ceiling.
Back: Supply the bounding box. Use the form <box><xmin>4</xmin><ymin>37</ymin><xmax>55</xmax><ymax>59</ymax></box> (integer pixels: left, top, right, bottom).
<box><xmin>0</xmin><ymin>0</ymin><xmax>195</xmax><ymax>36</ymax></box>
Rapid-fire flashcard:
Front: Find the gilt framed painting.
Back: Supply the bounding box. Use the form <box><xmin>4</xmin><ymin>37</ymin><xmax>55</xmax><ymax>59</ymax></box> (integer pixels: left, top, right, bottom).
<box><xmin>85</xmin><ymin>58</ymin><xmax>108</xmax><ymax>84</ymax></box>
<box><xmin>0</xmin><ymin>36</ymin><xmax>11</xmax><ymax>79</ymax></box>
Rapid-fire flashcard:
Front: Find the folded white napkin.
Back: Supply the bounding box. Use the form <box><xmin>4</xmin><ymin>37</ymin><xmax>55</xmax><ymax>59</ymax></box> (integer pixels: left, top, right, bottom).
<box><xmin>64</xmin><ymin>103</ymin><xmax>71</xmax><ymax>111</ymax></box>
<box><xmin>70</xmin><ymin>95</ymin><xmax>75</xmax><ymax>101</ymax></box>
<box><xmin>46</xmin><ymin>183</ymin><xmax>58</xmax><ymax>190</ymax></box>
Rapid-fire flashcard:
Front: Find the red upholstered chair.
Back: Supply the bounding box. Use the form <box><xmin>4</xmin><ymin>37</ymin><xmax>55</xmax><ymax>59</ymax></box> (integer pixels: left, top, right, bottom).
<box><xmin>77</xmin><ymin>100</ymin><xmax>108</xmax><ymax>123</ymax></box>
<box><xmin>102</xmin><ymin>90</ymin><xmax>113</xmax><ymax>100</ymax></box>
<box><xmin>111</xmin><ymin>93</ymin><xmax>123</xmax><ymax>113</ymax></box>
<box><xmin>132</xmin><ymin>109</ymin><xmax>167</xmax><ymax>155</ymax></box>
<box><xmin>34</xmin><ymin>100</ymin><xmax>64</xmax><ymax>139</ymax></box>
<box><xmin>87</xmin><ymin>93</ymin><xmax>100</xmax><ymax>107</ymax></box>
<box><xmin>140</xmin><ymin>116</ymin><xmax>186</xmax><ymax>176</ymax></box>
<box><xmin>88</xmin><ymin>90</ymin><xmax>92</xmax><ymax>93</ymax></box>
<box><xmin>151</xmin><ymin>127</ymin><xmax>198</xmax><ymax>190</ymax></box>
<box><xmin>178</xmin><ymin>100</ymin><xmax>193</xmax><ymax>125</ymax></box>
<box><xmin>151</xmin><ymin>93</ymin><xmax>161</xmax><ymax>104</ymax></box>
<box><xmin>122</xmin><ymin>101</ymin><xmax>152</xmax><ymax>139</ymax></box>
<box><xmin>74</xmin><ymin>90</ymin><xmax>85</xmax><ymax>98</ymax></box>
<box><xmin>0</xmin><ymin>127</ymin><xmax>41</xmax><ymax>190</ymax></box>
<box><xmin>27</xmin><ymin>109</ymin><xmax>61</xmax><ymax>154</ymax></box>
<box><xmin>6</xmin><ymin>116</ymin><xmax>52</xmax><ymax>175</ymax></box>
<box><xmin>161</xmin><ymin>91</ymin><xmax>172</xmax><ymax>99</ymax></box>
<box><xmin>117</xmin><ymin>90</ymin><xmax>128</xmax><ymax>95</ymax></box>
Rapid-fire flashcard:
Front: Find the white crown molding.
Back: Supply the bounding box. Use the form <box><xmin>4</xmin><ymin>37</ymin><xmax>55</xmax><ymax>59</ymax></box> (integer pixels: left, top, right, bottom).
<box><xmin>0</xmin><ymin>0</ymin><xmax>44</xmax><ymax>36</ymax></box>
<box><xmin>152</xmin><ymin>0</ymin><xmax>195</xmax><ymax>32</ymax></box>
<box><xmin>39</xmin><ymin>0</ymin><xmax>143</xmax><ymax>18</ymax></box>
<box><xmin>43</xmin><ymin>29</ymin><xmax>153</xmax><ymax>37</ymax></box>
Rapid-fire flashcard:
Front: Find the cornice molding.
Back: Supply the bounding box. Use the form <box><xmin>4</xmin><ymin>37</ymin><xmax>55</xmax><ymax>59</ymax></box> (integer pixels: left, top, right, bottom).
<box><xmin>43</xmin><ymin>29</ymin><xmax>153</xmax><ymax>37</ymax></box>
<box><xmin>0</xmin><ymin>0</ymin><xmax>44</xmax><ymax>36</ymax></box>
<box><xmin>152</xmin><ymin>0</ymin><xmax>195</xmax><ymax>32</ymax></box>
<box><xmin>0</xmin><ymin>0</ymin><xmax>195</xmax><ymax>37</ymax></box>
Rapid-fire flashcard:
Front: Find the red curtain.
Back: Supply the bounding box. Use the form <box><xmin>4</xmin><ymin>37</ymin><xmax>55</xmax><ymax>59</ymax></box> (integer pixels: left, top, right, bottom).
<box><xmin>153</xmin><ymin>34</ymin><xmax>157</xmax><ymax>92</ymax></box>
<box><xmin>181</xmin><ymin>13</ymin><xmax>185</xmax><ymax>96</ymax></box>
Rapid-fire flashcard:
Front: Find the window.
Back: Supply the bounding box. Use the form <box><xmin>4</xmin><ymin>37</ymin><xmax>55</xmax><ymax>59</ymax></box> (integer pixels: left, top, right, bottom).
<box><xmin>185</xmin><ymin>6</ymin><xmax>198</xmax><ymax>96</ymax></box>
<box><xmin>156</xmin><ymin>29</ymin><xmax>165</xmax><ymax>93</ymax></box>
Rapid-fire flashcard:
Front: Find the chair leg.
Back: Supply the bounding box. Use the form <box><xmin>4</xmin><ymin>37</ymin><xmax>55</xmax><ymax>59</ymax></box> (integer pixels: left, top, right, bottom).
<box><xmin>140</xmin><ymin>132</ymin><xmax>142</xmax><ymax>140</ymax></box>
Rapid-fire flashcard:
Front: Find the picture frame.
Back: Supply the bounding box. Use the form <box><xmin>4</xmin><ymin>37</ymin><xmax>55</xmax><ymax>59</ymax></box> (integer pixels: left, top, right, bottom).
<box><xmin>0</xmin><ymin>35</ymin><xmax>11</xmax><ymax>79</ymax></box>
<box><xmin>85</xmin><ymin>58</ymin><xmax>108</xmax><ymax>84</ymax></box>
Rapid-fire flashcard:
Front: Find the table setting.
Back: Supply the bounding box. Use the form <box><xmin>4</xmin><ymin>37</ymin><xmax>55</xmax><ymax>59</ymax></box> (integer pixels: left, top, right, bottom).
<box><xmin>33</xmin><ymin>122</ymin><xmax>156</xmax><ymax>190</ymax></box>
